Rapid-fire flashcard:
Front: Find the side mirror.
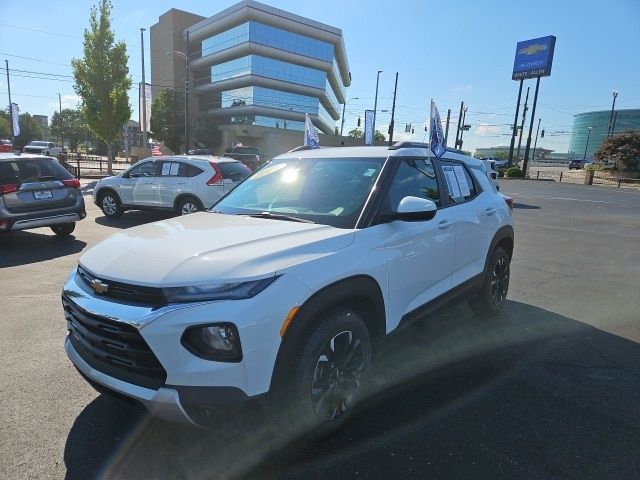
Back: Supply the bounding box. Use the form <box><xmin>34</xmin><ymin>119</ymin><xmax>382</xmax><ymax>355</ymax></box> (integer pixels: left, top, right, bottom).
<box><xmin>379</xmin><ymin>196</ymin><xmax>438</xmax><ymax>222</ymax></box>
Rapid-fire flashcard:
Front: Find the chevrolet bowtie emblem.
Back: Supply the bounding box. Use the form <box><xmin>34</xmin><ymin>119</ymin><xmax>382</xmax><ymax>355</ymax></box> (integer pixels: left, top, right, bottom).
<box><xmin>90</xmin><ymin>278</ymin><xmax>109</xmax><ymax>294</ymax></box>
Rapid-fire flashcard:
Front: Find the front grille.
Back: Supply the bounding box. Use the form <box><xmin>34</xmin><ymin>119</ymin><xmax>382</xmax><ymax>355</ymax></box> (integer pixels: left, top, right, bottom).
<box><xmin>63</xmin><ymin>295</ymin><xmax>167</xmax><ymax>390</ymax></box>
<box><xmin>77</xmin><ymin>266</ymin><xmax>166</xmax><ymax>307</ymax></box>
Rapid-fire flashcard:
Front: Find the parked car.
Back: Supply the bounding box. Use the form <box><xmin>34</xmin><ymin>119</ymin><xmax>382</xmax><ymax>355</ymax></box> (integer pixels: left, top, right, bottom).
<box><xmin>187</xmin><ymin>148</ymin><xmax>212</xmax><ymax>155</ymax></box>
<box><xmin>568</xmin><ymin>159</ymin><xmax>586</xmax><ymax>169</ymax></box>
<box><xmin>0</xmin><ymin>153</ymin><xmax>85</xmax><ymax>235</ymax></box>
<box><xmin>22</xmin><ymin>141</ymin><xmax>63</xmax><ymax>156</ymax></box>
<box><xmin>0</xmin><ymin>139</ymin><xmax>13</xmax><ymax>153</ymax></box>
<box><xmin>93</xmin><ymin>155</ymin><xmax>251</xmax><ymax>218</ymax></box>
<box><xmin>226</xmin><ymin>145</ymin><xmax>262</xmax><ymax>171</ymax></box>
<box><xmin>63</xmin><ymin>141</ymin><xmax>514</xmax><ymax>430</ymax></box>
<box><xmin>482</xmin><ymin>159</ymin><xmax>500</xmax><ymax>190</ymax></box>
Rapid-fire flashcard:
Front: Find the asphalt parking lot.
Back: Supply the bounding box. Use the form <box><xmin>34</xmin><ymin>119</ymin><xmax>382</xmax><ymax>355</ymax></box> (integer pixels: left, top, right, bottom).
<box><xmin>1</xmin><ymin>180</ymin><xmax>639</xmax><ymax>479</ymax></box>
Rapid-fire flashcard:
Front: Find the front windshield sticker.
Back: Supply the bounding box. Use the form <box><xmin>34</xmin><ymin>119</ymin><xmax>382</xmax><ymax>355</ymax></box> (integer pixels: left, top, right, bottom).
<box><xmin>250</xmin><ymin>163</ymin><xmax>287</xmax><ymax>180</ymax></box>
<box><xmin>442</xmin><ymin>165</ymin><xmax>462</xmax><ymax>199</ymax></box>
<box><xmin>453</xmin><ymin>165</ymin><xmax>471</xmax><ymax>197</ymax></box>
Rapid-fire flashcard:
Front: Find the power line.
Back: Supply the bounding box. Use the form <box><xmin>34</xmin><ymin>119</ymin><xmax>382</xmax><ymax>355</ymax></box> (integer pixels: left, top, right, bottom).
<box><xmin>0</xmin><ymin>23</ymin><xmax>81</xmax><ymax>39</ymax></box>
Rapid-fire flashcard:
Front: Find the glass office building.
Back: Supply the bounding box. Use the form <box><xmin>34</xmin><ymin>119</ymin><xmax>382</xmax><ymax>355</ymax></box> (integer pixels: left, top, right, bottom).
<box><xmin>569</xmin><ymin>109</ymin><xmax>640</xmax><ymax>159</ymax></box>
<box><xmin>187</xmin><ymin>1</ymin><xmax>350</xmax><ymax>134</ymax></box>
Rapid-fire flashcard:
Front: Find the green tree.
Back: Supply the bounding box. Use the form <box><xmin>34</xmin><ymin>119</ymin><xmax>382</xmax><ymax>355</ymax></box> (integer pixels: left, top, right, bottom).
<box><xmin>374</xmin><ymin>130</ymin><xmax>386</xmax><ymax>142</ymax></box>
<box><xmin>72</xmin><ymin>0</ymin><xmax>131</xmax><ymax>173</ymax></box>
<box><xmin>348</xmin><ymin>128</ymin><xmax>363</xmax><ymax>138</ymax></box>
<box><xmin>594</xmin><ymin>130</ymin><xmax>640</xmax><ymax>172</ymax></box>
<box><xmin>150</xmin><ymin>88</ymin><xmax>183</xmax><ymax>153</ymax></box>
<box><xmin>50</xmin><ymin>108</ymin><xmax>89</xmax><ymax>152</ymax></box>
<box><xmin>0</xmin><ymin>110</ymin><xmax>11</xmax><ymax>139</ymax></box>
<box><xmin>194</xmin><ymin>117</ymin><xmax>222</xmax><ymax>150</ymax></box>
<box><xmin>14</xmin><ymin>113</ymin><xmax>43</xmax><ymax>150</ymax></box>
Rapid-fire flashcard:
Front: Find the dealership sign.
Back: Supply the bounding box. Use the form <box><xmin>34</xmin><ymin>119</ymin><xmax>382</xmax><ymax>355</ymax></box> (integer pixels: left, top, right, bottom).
<box><xmin>512</xmin><ymin>36</ymin><xmax>556</xmax><ymax>80</ymax></box>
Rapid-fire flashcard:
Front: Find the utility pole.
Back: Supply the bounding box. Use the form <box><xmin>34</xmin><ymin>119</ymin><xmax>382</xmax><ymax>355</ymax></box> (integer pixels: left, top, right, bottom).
<box><xmin>607</xmin><ymin>90</ymin><xmax>618</xmax><ymax>138</ymax></box>
<box><xmin>5</xmin><ymin>60</ymin><xmax>14</xmax><ymax>142</ymax></box>
<box><xmin>140</xmin><ymin>28</ymin><xmax>147</xmax><ymax>155</ymax></box>
<box><xmin>372</xmin><ymin>70</ymin><xmax>382</xmax><ymax>137</ymax></box>
<box><xmin>184</xmin><ymin>30</ymin><xmax>190</xmax><ymax>153</ymax></box>
<box><xmin>454</xmin><ymin>101</ymin><xmax>464</xmax><ymax>149</ymax></box>
<box><xmin>531</xmin><ymin>118</ymin><xmax>541</xmax><ymax>162</ymax></box>
<box><xmin>516</xmin><ymin>86</ymin><xmax>530</xmax><ymax>163</ymax></box>
<box><xmin>58</xmin><ymin>93</ymin><xmax>63</xmax><ymax>149</ymax></box>
<box><xmin>522</xmin><ymin>76</ymin><xmax>541</xmax><ymax>175</ymax></box>
<box><xmin>458</xmin><ymin>106</ymin><xmax>468</xmax><ymax>150</ymax></box>
<box><xmin>444</xmin><ymin>108</ymin><xmax>451</xmax><ymax>146</ymax></box>
<box><xmin>508</xmin><ymin>79</ymin><xmax>524</xmax><ymax>166</ymax></box>
<box><xmin>388</xmin><ymin>72</ymin><xmax>398</xmax><ymax>146</ymax></box>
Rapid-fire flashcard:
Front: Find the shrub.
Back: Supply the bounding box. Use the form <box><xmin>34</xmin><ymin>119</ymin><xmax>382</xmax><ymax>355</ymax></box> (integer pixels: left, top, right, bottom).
<box><xmin>497</xmin><ymin>168</ymin><xmax>506</xmax><ymax>178</ymax></box>
<box><xmin>505</xmin><ymin>166</ymin><xmax>524</xmax><ymax>178</ymax></box>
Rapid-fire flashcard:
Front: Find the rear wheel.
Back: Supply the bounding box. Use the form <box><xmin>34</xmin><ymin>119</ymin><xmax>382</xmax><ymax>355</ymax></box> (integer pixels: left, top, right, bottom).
<box><xmin>99</xmin><ymin>191</ymin><xmax>124</xmax><ymax>218</ymax></box>
<box><xmin>279</xmin><ymin>308</ymin><xmax>372</xmax><ymax>435</ymax></box>
<box><xmin>469</xmin><ymin>246</ymin><xmax>510</xmax><ymax>317</ymax></box>
<box><xmin>51</xmin><ymin>222</ymin><xmax>75</xmax><ymax>236</ymax></box>
<box><xmin>177</xmin><ymin>197</ymin><xmax>202</xmax><ymax>215</ymax></box>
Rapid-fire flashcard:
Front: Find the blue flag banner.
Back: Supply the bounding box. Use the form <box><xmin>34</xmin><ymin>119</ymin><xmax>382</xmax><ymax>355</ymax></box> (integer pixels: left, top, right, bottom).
<box><xmin>304</xmin><ymin>113</ymin><xmax>319</xmax><ymax>149</ymax></box>
<box><xmin>430</xmin><ymin>101</ymin><xmax>446</xmax><ymax>158</ymax></box>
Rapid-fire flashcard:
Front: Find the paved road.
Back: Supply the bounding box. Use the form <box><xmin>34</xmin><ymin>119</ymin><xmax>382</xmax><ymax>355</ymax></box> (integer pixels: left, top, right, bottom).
<box><xmin>1</xmin><ymin>180</ymin><xmax>639</xmax><ymax>479</ymax></box>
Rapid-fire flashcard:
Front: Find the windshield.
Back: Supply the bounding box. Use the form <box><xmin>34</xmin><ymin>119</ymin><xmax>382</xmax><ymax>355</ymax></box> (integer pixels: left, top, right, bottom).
<box><xmin>28</xmin><ymin>141</ymin><xmax>48</xmax><ymax>147</ymax></box>
<box><xmin>214</xmin><ymin>157</ymin><xmax>385</xmax><ymax>228</ymax></box>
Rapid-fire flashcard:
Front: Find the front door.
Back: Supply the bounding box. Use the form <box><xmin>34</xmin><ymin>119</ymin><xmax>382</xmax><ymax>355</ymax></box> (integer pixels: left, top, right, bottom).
<box><xmin>118</xmin><ymin>160</ymin><xmax>159</xmax><ymax>206</ymax></box>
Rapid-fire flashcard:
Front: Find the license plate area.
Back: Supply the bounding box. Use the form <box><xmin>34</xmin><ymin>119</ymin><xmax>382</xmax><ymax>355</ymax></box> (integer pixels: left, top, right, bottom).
<box><xmin>34</xmin><ymin>190</ymin><xmax>53</xmax><ymax>200</ymax></box>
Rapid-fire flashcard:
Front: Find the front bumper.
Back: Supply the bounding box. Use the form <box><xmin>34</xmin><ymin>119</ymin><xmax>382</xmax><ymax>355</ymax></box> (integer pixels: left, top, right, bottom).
<box><xmin>62</xmin><ymin>269</ymin><xmax>312</xmax><ymax>424</ymax></box>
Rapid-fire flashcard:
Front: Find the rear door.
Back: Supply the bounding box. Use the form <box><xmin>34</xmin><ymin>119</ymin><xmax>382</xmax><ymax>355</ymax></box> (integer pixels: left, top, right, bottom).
<box><xmin>156</xmin><ymin>161</ymin><xmax>189</xmax><ymax>207</ymax></box>
<box><xmin>439</xmin><ymin>159</ymin><xmax>498</xmax><ymax>286</ymax></box>
<box><xmin>0</xmin><ymin>158</ymin><xmax>77</xmax><ymax>214</ymax></box>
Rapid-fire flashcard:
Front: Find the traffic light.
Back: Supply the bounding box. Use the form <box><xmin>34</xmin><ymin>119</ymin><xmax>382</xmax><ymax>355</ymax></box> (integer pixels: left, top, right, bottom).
<box><xmin>357</xmin><ymin>117</ymin><xmax>361</xmax><ymax>127</ymax></box>
<box><xmin>541</xmin><ymin>129</ymin><xmax>545</xmax><ymax>138</ymax></box>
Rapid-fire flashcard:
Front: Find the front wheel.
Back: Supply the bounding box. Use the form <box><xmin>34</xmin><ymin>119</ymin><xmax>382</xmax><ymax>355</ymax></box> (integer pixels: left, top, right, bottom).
<box><xmin>51</xmin><ymin>222</ymin><xmax>75</xmax><ymax>236</ymax></box>
<box><xmin>99</xmin><ymin>191</ymin><xmax>124</xmax><ymax>218</ymax></box>
<box><xmin>469</xmin><ymin>247</ymin><xmax>510</xmax><ymax>317</ymax></box>
<box><xmin>280</xmin><ymin>308</ymin><xmax>372</xmax><ymax>434</ymax></box>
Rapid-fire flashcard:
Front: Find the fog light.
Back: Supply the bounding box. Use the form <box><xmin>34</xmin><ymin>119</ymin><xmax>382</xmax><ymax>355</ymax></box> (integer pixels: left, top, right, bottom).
<box><xmin>181</xmin><ymin>323</ymin><xmax>242</xmax><ymax>362</ymax></box>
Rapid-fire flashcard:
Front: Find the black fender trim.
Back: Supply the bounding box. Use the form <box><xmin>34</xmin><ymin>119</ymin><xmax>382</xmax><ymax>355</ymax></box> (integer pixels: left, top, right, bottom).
<box><xmin>483</xmin><ymin>225</ymin><xmax>514</xmax><ymax>275</ymax></box>
<box><xmin>269</xmin><ymin>275</ymin><xmax>386</xmax><ymax>391</ymax></box>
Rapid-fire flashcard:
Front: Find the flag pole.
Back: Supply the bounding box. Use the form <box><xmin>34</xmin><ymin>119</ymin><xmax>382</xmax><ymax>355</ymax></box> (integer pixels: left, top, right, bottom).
<box><xmin>427</xmin><ymin>99</ymin><xmax>433</xmax><ymax>163</ymax></box>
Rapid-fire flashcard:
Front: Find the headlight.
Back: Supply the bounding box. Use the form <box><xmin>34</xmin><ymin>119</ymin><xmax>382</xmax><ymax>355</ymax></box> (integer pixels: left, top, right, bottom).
<box><xmin>162</xmin><ymin>276</ymin><xmax>279</xmax><ymax>303</ymax></box>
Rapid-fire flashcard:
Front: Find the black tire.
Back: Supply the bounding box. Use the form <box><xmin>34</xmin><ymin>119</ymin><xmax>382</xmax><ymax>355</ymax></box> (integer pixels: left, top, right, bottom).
<box><xmin>176</xmin><ymin>196</ymin><xmax>203</xmax><ymax>216</ymax></box>
<box><xmin>98</xmin><ymin>190</ymin><xmax>124</xmax><ymax>218</ymax></box>
<box><xmin>469</xmin><ymin>246</ymin><xmax>510</xmax><ymax>317</ymax></box>
<box><xmin>278</xmin><ymin>308</ymin><xmax>372</xmax><ymax>436</ymax></box>
<box><xmin>51</xmin><ymin>222</ymin><xmax>75</xmax><ymax>236</ymax></box>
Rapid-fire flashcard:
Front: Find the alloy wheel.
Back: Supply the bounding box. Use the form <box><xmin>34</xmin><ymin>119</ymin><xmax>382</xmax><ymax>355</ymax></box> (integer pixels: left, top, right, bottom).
<box><xmin>181</xmin><ymin>202</ymin><xmax>199</xmax><ymax>215</ymax></box>
<box><xmin>102</xmin><ymin>195</ymin><xmax>117</xmax><ymax>215</ymax></box>
<box><xmin>490</xmin><ymin>257</ymin><xmax>509</xmax><ymax>306</ymax></box>
<box><xmin>310</xmin><ymin>330</ymin><xmax>365</xmax><ymax>421</ymax></box>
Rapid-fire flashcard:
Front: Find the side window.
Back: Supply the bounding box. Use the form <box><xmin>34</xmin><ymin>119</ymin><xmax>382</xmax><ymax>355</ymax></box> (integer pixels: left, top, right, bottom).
<box><xmin>186</xmin><ymin>164</ymin><xmax>203</xmax><ymax>177</ymax></box>
<box><xmin>384</xmin><ymin>158</ymin><xmax>440</xmax><ymax>212</ymax></box>
<box><xmin>129</xmin><ymin>161</ymin><xmax>157</xmax><ymax>178</ymax></box>
<box><xmin>440</xmin><ymin>160</ymin><xmax>478</xmax><ymax>203</ymax></box>
<box><xmin>160</xmin><ymin>162</ymin><xmax>181</xmax><ymax>176</ymax></box>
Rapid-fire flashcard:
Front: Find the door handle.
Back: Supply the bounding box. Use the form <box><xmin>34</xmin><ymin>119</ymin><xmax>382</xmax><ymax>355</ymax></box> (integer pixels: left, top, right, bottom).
<box><xmin>438</xmin><ymin>219</ymin><xmax>452</xmax><ymax>230</ymax></box>
<box><xmin>486</xmin><ymin>207</ymin><xmax>496</xmax><ymax>216</ymax></box>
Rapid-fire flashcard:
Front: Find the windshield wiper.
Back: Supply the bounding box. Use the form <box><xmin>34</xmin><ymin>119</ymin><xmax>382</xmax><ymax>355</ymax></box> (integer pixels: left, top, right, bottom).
<box><xmin>239</xmin><ymin>212</ymin><xmax>315</xmax><ymax>224</ymax></box>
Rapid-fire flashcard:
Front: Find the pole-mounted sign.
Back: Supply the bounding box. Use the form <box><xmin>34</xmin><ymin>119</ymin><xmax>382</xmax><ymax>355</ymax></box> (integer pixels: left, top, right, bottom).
<box><xmin>512</xmin><ymin>35</ymin><xmax>556</xmax><ymax>80</ymax></box>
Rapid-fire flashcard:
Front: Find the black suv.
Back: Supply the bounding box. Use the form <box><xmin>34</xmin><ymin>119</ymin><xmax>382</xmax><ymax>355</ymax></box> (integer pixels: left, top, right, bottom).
<box><xmin>0</xmin><ymin>153</ymin><xmax>86</xmax><ymax>236</ymax></box>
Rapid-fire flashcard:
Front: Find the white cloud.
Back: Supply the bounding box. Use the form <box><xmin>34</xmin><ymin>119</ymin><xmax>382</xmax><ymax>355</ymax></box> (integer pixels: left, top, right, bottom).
<box><xmin>47</xmin><ymin>94</ymin><xmax>81</xmax><ymax>112</ymax></box>
<box><xmin>475</xmin><ymin>124</ymin><xmax>501</xmax><ymax>137</ymax></box>
<box><xmin>451</xmin><ymin>84</ymin><xmax>473</xmax><ymax>93</ymax></box>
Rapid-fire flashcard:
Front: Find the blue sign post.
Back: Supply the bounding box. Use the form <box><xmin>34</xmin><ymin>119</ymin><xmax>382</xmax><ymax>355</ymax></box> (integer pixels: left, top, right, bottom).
<box><xmin>512</xmin><ymin>35</ymin><xmax>556</xmax><ymax>80</ymax></box>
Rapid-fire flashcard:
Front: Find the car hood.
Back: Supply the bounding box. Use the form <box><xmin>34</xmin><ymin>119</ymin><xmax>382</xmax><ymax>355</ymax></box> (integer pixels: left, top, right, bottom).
<box><xmin>79</xmin><ymin>212</ymin><xmax>355</xmax><ymax>286</ymax></box>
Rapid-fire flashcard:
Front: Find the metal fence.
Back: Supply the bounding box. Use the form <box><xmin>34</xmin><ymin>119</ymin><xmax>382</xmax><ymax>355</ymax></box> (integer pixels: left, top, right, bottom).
<box><xmin>59</xmin><ymin>154</ymin><xmax>131</xmax><ymax>178</ymax></box>
<box><xmin>526</xmin><ymin>169</ymin><xmax>640</xmax><ymax>188</ymax></box>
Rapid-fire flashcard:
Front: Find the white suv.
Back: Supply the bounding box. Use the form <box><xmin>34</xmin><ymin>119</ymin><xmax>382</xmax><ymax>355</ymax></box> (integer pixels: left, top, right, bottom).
<box><xmin>93</xmin><ymin>155</ymin><xmax>251</xmax><ymax>217</ymax></box>
<box><xmin>63</xmin><ymin>143</ymin><xmax>514</xmax><ymax>429</ymax></box>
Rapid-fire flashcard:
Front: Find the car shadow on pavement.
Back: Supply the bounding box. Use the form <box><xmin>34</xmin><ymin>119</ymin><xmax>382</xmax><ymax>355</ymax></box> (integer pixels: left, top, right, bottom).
<box><xmin>0</xmin><ymin>231</ymin><xmax>86</xmax><ymax>268</ymax></box>
<box><xmin>64</xmin><ymin>300</ymin><xmax>640</xmax><ymax>480</ymax></box>
<box><xmin>94</xmin><ymin>211</ymin><xmax>174</xmax><ymax>229</ymax></box>
<box><xmin>513</xmin><ymin>202</ymin><xmax>541</xmax><ymax>210</ymax></box>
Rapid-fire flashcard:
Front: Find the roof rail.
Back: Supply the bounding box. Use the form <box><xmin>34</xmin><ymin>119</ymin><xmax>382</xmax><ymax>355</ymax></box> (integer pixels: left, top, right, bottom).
<box><xmin>286</xmin><ymin>145</ymin><xmax>326</xmax><ymax>153</ymax></box>
<box><xmin>388</xmin><ymin>141</ymin><xmax>468</xmax><ymax>155</ymax></box>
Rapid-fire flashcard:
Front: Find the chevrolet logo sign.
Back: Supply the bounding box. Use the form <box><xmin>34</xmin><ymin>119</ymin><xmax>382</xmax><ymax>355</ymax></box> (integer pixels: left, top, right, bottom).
<box><xmin>90</xmin><ymin>278</ymin><xmax>109</xmax><ymax>294</ymax></box>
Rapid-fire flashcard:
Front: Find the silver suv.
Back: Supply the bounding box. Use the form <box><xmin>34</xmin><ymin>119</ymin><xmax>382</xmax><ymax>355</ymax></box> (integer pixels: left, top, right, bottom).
<box><xmin>0</xmin><ymin>153</ymin><xmax>86</xmax><ymax>236</ymax></box>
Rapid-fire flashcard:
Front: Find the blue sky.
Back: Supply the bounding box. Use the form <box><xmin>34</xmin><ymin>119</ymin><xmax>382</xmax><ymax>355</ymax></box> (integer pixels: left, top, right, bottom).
<box><xmin>1</xmin><ymin>0</ymin><xmax>639</xmax><ymax>153</ymax></box>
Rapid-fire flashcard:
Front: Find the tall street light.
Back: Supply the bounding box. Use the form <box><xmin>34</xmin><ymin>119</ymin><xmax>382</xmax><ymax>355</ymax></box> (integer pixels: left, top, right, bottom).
<box><xmin>372</xmin><ymin>70</ymin><xmax>382</xmax><ymax>136</ymax></box>
<box><xmin>340</xmin><ymin>97</ymin><xmax>358</xmax><ymax>137</ymax></box>
<box><xmin>140</xmin><ymin>28</ymin><xmax>147</xmax><ymax>153</ymax></box>
<box><xmin>607</xmin><ymin>90</ymin><xmax>618</xmax><ymax>138</ymax></box>
<box><xmin>165</xmin><ymin>47</ymin><xmax>190</xmax><ymax>153</ymax></box>
<box><xmin>583</xmin><ymin>126</ymin><xmax>592</xmax><ymax>160</ymax></box>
